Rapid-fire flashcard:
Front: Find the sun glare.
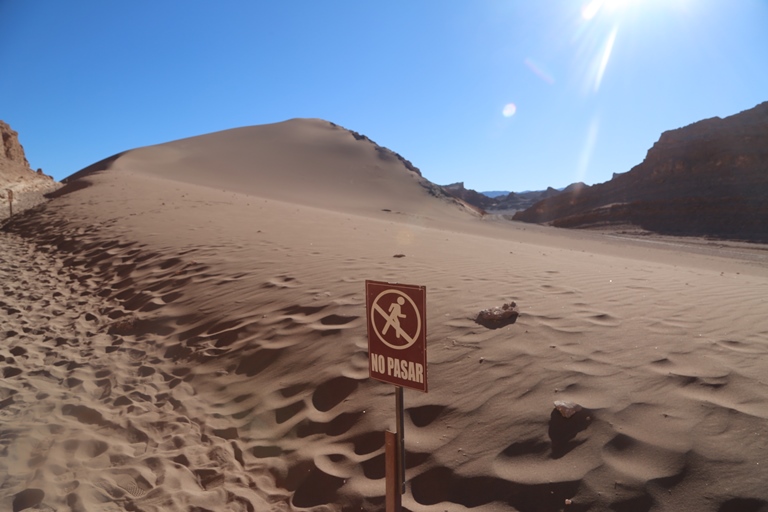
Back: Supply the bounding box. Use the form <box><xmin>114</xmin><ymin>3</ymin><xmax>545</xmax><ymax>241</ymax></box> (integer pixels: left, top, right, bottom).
<box><xmin>582</xmin><ymin>0</ymin><xmax>637</xmax><ymax>20</ymax></box>
<box><xmin>581</xmin><ymin>0</ymin><xmax>602</xmax><ymax>20</ymax></box>
<box><xmin>577</xmin><ymin>0</ymin><xmax>644</xmax><ymax>94</ymax></box>
<box><xmin>592</xmin><ymin>26</ymin><xmax>618</xmax><ymax>92</ymax></box>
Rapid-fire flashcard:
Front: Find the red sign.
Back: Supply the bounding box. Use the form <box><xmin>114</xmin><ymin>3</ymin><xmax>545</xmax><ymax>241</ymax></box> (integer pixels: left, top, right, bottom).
<box><xmin>366</xmin><ymin>280</ymin><xmax>427</xmax><ymax>392</ymax></box>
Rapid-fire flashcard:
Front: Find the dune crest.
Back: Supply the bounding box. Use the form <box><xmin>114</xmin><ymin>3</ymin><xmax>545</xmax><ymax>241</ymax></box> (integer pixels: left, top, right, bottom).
<box><xmin>92</xmin><ymin>118</ymin><xmax>475</xmax><ymax>219</ymax></box>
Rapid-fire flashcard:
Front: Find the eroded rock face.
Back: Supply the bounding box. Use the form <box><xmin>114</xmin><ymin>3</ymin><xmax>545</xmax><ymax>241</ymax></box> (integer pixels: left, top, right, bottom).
<box><xmin>1</xmin><ymin>120</ymin><xmax>60</xmax><ymax>221</ymax></box>
<box><xmin>513</xmin><ymin>102</ymin><xmax>768</xmax><ymax>241</ymax></box>
<box><xmin>1</xmin><ymin>121</ymin><xmax>33</xmax><ymax>181</ymax></box>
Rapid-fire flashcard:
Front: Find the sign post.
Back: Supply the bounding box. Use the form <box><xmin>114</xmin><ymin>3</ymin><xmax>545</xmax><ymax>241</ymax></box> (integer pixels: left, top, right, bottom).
<box><xmin>384</xmin><ymin>430</ymin><xmax>400</xmax><ymax>511</ymax></box>
<box><xmin>365</xmin><ymin>280</ymin><xmax>427</xmax><ymax>512</ymax></box>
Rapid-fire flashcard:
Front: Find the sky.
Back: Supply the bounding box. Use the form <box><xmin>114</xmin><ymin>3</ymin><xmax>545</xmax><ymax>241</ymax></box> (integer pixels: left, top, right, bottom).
<box><xmin>1</xmin><ymin>0</ymin><xmax>767</xmax><ymax>193</ymax></box>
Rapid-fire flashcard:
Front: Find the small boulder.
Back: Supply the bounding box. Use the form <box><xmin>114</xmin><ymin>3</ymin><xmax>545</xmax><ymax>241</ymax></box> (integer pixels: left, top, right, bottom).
<box><xmin>475</xmin><ymin>301</ymin><xmax>519</xmax><ymax>329</ymax></box>
<box><xmin>554</xmin><ymin>400</ymin><xmax>582</xmax><ymax>419</ymax></box>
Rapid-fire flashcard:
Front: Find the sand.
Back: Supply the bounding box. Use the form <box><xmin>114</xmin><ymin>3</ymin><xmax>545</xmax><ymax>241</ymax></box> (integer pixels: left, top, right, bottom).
<box><xmin>2</xmin><ymin>119</ymin><xmax>768</xmax><ymax>512</ymax></box>
<box><xmin>0</xmin><ymin>179</ymin><xmax>61</xmax><ymax>223</ymax></box>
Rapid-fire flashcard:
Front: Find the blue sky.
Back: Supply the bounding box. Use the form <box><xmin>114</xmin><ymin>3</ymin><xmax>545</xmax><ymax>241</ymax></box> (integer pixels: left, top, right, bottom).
<box><xmin>2</xmin><ymin>0</ymin><xmax>766</xmax><ymax>192</ymax></box>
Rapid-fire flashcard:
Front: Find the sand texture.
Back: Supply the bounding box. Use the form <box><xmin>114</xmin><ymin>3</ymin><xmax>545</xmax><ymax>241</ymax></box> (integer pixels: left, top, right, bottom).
<box><xmin>2</xmin><ymin>119</ymin><xmax>768</xmax><ymax>512</ymax></box>
<box><xmin>0</xmin><ymin>180</ymin><xmax>61</xmax><ymax>224</ymax></box>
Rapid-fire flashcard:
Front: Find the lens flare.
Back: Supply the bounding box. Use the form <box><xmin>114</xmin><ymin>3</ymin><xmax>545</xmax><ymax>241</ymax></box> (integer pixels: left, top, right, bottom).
<box><xmin>524</xmin><ymin>58</ymin><xmax>555</xmax><ymax>85</ymax></box>
<box><xmin>593</xmin><ymin>26</ymin><xmax>618</xmax><ymax>92</ymax></box>
<box><xmin>576</xmin><ymin>116</ymin><xmax>600</xmax><ymax>183</ymax></box>
<box><xmin>502</xmin><ymin>103</ymin><xmax>517</xmax><ymax>117</ymax></box>
<box><xmin>579</xmin><ymin>0</ymin><xmax>637</xmax><ymax>93</ymax></box>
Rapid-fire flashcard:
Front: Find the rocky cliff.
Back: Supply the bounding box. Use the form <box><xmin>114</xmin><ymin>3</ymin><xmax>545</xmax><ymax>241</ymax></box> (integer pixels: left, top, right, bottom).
<box><xmin>1</xmin><ymin>120</ymin><xmax>60</xmax><ymax>222</ymax></box>
<box><xmin>513</xmin><ymin>102</ymin><xmax>768</xmax><ymax>241</ymax></box>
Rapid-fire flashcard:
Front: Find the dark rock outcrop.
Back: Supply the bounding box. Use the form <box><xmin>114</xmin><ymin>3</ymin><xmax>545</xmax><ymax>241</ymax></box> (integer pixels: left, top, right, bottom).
<box><xmin>513</xmin><ymin>102</ymin><xmax>768</xmax><ymax>241</ymax></box>
<box><xmin>328</xmin><ymin>123</ymin><xmax>483</xmax><ymax>216</ymax></box>
<box><xmin>443</xmin><ymin>183</ymin><xmax>495</xmax><ymax>212</ymax></box>
<box><xmin>333</xmin><ymin>124</ymin><xmax>423</xmax><ymax>176</ymax></box>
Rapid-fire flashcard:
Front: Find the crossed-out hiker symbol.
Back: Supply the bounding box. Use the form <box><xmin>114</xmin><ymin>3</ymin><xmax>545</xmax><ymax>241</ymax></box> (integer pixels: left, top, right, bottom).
<box><xmin>382</xmin><ymin>297</ymin><xmax>406</xmax><ymax>337</ymax></box>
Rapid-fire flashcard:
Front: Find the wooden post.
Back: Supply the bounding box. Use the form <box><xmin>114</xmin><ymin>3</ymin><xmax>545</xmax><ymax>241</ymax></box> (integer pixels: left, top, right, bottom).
<box><xmin>6</xmin><ymin>189</ymin><xmax>12</xmax><ymax>219</ymax></box>
<box><xmin>385</xmin><ymin>431</ymin><xmax>401</xmax><ymax>512</ymax></box>
<box><xmin>395</xmin><ymin>386</ymin><xmax>405</xmax><ymax>494</ymax></box>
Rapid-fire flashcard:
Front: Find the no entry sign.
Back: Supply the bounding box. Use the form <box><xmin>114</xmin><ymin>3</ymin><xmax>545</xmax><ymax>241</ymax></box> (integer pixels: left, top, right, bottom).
<box><xmin>366</xmin><ymin>280</ymin><xmax>427</xmax><ymax>392</ymax></box>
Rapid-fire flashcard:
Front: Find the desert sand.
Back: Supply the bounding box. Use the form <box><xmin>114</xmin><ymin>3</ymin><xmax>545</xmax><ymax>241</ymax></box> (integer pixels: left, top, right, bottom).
<box><xmin>1</xmin><ymin>119</ymin><xmax>767</xmax><ymax>512</ymax></box>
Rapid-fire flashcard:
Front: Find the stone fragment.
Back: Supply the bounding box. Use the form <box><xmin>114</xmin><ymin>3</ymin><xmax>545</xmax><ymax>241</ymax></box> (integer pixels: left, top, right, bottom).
<box><xmin>554</xmin><ymin>400</ymin><xmax>582</xmax><ymax>419</ymax></box>
<box><xmin>475</xmin><ymin>301</ymin><xmax>519</xmax><ymax>329</ymax></box>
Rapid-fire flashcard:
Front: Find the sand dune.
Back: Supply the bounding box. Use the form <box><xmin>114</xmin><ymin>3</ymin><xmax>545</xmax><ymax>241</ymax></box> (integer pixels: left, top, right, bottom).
<box><xmin>103</xmin><ymin>119</ymin><xmax>475</xmax><ymax>220</ymax></box>
<box><xmin>2</xmin><ymin>120</ymin><xmax>768</xmax><ymax>511</ymax></box>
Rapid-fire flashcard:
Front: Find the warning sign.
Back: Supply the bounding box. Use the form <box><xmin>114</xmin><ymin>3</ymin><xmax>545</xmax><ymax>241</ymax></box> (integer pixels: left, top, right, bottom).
<box><xmin>366</xmin><ymin>280</ymin><xmax>427</xmax><ymax>392</ymax></box>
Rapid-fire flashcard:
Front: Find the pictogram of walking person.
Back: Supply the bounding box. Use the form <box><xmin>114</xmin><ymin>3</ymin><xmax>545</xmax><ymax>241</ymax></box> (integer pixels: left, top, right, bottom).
<box><xmin>383</xmin><ymin>297</ymin><xmax>406</xmax><ymax>338</ymax></box>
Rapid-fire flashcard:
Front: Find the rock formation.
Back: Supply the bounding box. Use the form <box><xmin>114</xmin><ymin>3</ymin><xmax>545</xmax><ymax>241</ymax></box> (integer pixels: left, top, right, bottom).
<box><xmin>443</xmin><ymin>182</ymin><xmax>563</xmax><ymax>214</ymax></box>
<box><xmin>513</xmin><ymin>102</ymin><xmax>768</xmax><ymax>241</ymax></box>
<box><xmin>443</xmin><ymin>183</ymin><xmax>496</xmax><ymax>212</ymax></box>
<box><xmin>494</xmin><ymin>187</ymin><xmax>562</xmax><ymax>212</ymax></box>
<box><xmin>1</xmin><ymin>120</ymin><xmax>33</xmax><ymax>180</ymax></box>
<box><xmin>1</xmin><ymin>120</ymin><xmax>60</xmax><ymax>222</ymax></box>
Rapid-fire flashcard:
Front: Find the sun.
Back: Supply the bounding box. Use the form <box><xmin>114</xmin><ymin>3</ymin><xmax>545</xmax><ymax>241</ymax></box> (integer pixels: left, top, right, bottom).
<box><xmin>581</xmin><ymin>0</ymin><xmax>639</xmax><ymax>20</ymax></box>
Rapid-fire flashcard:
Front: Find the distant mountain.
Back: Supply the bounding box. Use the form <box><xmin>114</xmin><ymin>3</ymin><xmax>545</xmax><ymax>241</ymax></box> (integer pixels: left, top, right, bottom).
<box><xmin>442</xmin><ymin>182</ymin><xmax>565</xmax><ymax>213</ymax></box>
<box><xmin>494</xmin><ymin>188</ymin><xmax>563</xmax><ymax>211</ymax></box>
<box><xmin>481</xmin><ymin>190</ymin><xmax>510</xmax><ymax>198</ymax></box>
<box><xmin>513</xmin><ymin>102</ymin><xmax>768</xmax><ymax>241</ymax></box>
